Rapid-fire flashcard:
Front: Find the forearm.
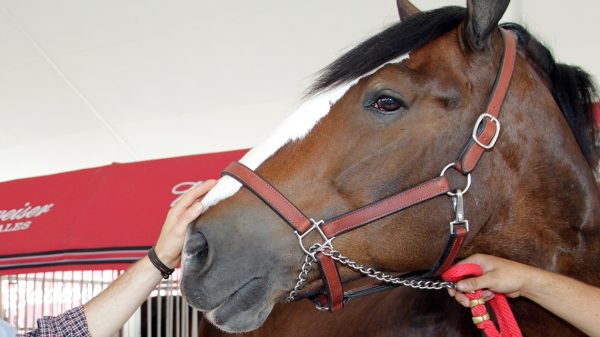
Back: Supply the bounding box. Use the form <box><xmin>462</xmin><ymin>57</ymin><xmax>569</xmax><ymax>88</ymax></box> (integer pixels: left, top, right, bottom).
<box><xmin>522</xmin><ymin>269</ymin><xmax>600</xmax><ymax>337</ymax></box>
<box><xmin>83</xmin><ymin>256</ymin><xmax>163</xmax><ymax>337</ymax></box>
<box><xmin>81</xmin><ymin>180</ymin><xmax>214</xmax><ymax>337</ymax></box>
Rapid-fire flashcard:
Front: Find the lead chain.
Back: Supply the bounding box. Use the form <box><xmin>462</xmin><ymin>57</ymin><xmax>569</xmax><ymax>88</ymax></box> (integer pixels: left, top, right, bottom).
<box><xmin>287</xmin><ymin>244</ymin><xmax>455</xmax><ymax>303</ymax></box>
<box><xmin>320</xmin><ymin>247</ymin><xmax>455</xmax><ymax>290</ymax></box>
<box><xmin>286</xmin><ymin>244</ymin><xmax>320</xmax><ymax>302</ymax></box>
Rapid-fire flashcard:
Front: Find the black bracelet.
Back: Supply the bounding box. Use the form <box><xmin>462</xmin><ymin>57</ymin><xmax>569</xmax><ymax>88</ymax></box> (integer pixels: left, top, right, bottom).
<box><xmin>148</xmin><ymin>247</ymin><xmax>175</xmax><ymax>279</ymax></box>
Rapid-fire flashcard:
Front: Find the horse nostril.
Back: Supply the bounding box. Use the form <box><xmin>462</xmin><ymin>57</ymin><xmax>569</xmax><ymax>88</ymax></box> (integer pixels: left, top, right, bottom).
<box><xmin>184</xmin><ymin>230</ymin><xmax>209</xmax><ymax>267</ymax></box>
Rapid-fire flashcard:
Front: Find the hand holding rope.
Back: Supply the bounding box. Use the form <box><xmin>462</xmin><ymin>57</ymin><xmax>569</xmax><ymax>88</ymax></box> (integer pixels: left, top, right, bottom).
<box><xmin>442</xmin><ymin>264</ymin><xmax>523</xmax><ymax>337</ymax></box>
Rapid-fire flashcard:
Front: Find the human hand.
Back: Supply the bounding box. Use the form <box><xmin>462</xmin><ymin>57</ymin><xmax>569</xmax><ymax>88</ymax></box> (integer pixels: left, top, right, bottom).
<box><xmin>154</xmin><ymin>179</ymin><xmax>217</xmax><ymax>268</ymax></box>
<box><xmin>447</xmin><ymin>254</ymin><xmax>539</xmax><ymax>307</ymax></box>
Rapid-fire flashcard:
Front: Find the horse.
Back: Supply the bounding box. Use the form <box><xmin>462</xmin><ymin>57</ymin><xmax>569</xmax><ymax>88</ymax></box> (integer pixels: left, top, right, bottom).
<box><xmin>181</xmin><ymin>0</ymin><xmax>600</xmax><ymax>336</ymax></box>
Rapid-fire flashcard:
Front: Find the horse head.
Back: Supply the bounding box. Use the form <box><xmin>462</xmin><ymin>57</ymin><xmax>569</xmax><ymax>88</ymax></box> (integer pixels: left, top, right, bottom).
<box><xmin>181</xmin><ymin>0</ymin><xmax>599</xmax><ymax>333</ymax></box>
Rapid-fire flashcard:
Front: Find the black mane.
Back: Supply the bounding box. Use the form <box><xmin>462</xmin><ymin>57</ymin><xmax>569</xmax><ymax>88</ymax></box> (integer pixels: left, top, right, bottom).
<box><xmin>500</xmin><ymin>22</ymin><xmax>598</xmax><ymax>165</ymax></box>
<box><xmin>310</xmin><ymin>7</ymin><xmax>598</xmax><ymax>166</ymax></box>
<box><xmin>309</xmin><ymin>6</ymin><xmax>466</xmax><ymax>94</ymax></box>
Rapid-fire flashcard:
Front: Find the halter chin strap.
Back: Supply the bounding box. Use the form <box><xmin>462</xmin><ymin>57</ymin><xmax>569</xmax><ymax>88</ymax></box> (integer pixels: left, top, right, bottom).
<box><xmin>222</xmin><ymin>28</ymin><xmax>517</xmax><ymax>312</ymax></box>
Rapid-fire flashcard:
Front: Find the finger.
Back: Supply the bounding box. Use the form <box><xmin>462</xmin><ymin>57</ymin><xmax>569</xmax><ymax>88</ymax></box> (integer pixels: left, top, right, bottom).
<box><xmin>172</xmin><ymin>179</ymin><xmax>217</xmax><ymax>211</ymax></box>
<box><xmin>482</xmin><ymin>290</ymin><xmax>495</xmax><ymax>301</ymax></box>
<box><xmin>447</xmin><ymin>288</ymin><xmax>456</xmax><ymax>297</ymax></box>
<box><xmin>178</xmin><ymin>201</ymin><xmax>205</xmax><ymax>227</ymax></box>
<box><xmin>453</xmin><ymin>292</ymin><xmax>471</xmax><ymax>307</ymax></box>
<box><xmin>506</xmin><ymin>291</ymin><xmax>521</xmax><ymax>298</ymax></box>
<box><xmin>456</xmin><ymin>273</ymin><xmax>496</xmax><ymax>293</ymax></box>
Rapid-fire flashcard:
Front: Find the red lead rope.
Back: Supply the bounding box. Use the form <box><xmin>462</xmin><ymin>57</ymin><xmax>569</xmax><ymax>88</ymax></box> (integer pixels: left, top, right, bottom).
<box><xmin>442</xmin><ymin>264</ymin><xmax>523</xmax><ymax>337</ymax></box>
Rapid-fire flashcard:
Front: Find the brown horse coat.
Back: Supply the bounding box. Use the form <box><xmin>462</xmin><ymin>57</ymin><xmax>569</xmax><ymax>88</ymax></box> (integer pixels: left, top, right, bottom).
<box><xmin>183</xmin><ymin>1</ymin><xmax>600</xmax><ymax>336</ymax></box>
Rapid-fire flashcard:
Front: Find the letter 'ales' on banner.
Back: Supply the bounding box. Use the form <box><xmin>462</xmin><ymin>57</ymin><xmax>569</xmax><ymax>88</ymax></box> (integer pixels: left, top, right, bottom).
<box><xmin>0</xmin><ymin>149</ymin><xmax>247</xmax><ymax>275</ymax></box>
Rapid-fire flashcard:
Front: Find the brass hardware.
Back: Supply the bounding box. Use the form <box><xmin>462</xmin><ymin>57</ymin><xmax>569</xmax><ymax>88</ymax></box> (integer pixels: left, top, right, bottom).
<box><xmin>472</xmin><ymin>313</ymin><xmax>490</xmax><ymax>325</ymax></box>
<box><xmin>469</xmin><ymin>298</ymin><xmax>486</xmax><ymax>308</ymax></box>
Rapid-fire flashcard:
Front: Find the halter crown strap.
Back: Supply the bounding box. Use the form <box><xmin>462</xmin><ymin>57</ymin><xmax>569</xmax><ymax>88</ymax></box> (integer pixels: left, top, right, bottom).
<box><xmin>456</xmin><ymin>28</ymin><xmax>517</xmax><ymax>173</ymax></box>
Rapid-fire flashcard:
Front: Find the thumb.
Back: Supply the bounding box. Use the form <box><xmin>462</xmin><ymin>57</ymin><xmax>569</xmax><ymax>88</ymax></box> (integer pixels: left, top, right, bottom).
<box><xmin>455</xmin><ymin>273</ymin><xmax>495</xmax><ymax>292</ymax></box>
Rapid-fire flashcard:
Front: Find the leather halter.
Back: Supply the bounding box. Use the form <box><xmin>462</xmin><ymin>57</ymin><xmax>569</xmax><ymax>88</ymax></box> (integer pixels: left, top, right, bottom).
<box><xmin>222</xmin><ymin>28</ymin><xmax>517</xmax><ymax>312</ymax></box>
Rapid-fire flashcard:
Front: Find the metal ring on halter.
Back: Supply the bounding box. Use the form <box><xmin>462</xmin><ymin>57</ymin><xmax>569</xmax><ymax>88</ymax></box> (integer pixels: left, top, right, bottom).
<box><xmin>313</xmin><ymin>294</ymin><xmax>351</xmax><ymax>311</ymax></box>
<box><xmin>440</xmin><ymin>162</ymin><xmax>471</xmax><ymax>196</ymax></box>
<box><xmin>315</xmin><ymin>302</ymin><xmax>330</xmax><ymax>311</ymax></box>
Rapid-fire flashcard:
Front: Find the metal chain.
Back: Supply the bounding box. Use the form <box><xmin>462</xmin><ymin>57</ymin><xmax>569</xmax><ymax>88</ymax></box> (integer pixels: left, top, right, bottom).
<box><xmin>320</xmin><ymin>247</ymin><xmax>455</xmax><ymax>290</ymax></box>
<box><xmin>284</xmin><ymin>165</ymin><xmax>470</xmax><ymax>303</ymax></box>
<box><xmin>286</xmin><ymin>244</ymin><xmax>319</xmax><ymax>302</ymax></box>
<box><xmin>287</xmin><ymin>244</ymin><xmax>454</xmax><ymax>302</ymax></box>
<box><xmin>286</xmin><ymin>239</ymin><xmax>455</xmax><ymax>302</ymax></box>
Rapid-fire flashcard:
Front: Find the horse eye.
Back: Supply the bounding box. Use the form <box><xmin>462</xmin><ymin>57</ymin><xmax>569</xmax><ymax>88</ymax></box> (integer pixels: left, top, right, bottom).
<box><xmin>371</xmin><ymin>96</ymin><xmax>403</xmax><ymax>113</ymax></box>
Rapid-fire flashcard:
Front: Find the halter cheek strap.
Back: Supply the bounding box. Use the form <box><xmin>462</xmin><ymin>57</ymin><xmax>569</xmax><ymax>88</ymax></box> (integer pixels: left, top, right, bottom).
<box><xmin>316</xmin><ymin>250</ymin><xmax>344</xmax><ymax>312</ymax></box>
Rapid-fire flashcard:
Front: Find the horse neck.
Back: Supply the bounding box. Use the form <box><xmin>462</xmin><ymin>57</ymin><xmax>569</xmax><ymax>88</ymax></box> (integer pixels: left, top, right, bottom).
<box><xmin>469</xmin><ymin>58</ymin><xmax>600</xmax><ymax>285</ymax></box>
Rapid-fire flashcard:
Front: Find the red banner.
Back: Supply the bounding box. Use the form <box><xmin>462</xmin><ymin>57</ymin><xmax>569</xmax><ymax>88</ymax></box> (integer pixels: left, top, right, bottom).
<box><xmin>0</xmin><ymin>149</ymin><xmax>246</xmax><ymax>275</ymax></box>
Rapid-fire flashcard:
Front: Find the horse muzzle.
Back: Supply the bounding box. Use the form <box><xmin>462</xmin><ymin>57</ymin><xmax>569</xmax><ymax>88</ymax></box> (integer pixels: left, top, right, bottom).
<box><xmin>180</xmin><ymin>210</ymin><xmax>297</xmax><ymax>332</ymax></box>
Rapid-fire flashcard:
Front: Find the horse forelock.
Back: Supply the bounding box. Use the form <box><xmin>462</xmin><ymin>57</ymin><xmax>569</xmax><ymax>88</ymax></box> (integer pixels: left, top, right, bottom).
<box><xmin>309</xmin><ymin>6</ymin><xmax>466</xmax><ymax>95</ymax></box>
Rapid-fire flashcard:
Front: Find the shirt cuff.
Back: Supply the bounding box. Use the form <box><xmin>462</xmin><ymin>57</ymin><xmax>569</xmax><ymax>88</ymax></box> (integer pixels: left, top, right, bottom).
<box><xmin>22</xmin><ymin>306</ymin><xmax>91</xmax><ymax>337</ymax></box>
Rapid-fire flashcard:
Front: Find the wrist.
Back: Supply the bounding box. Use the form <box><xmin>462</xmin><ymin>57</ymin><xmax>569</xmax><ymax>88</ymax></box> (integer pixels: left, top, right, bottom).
<box><xmin>518</xmin><ymin>265</ymin><xmax>548</xmax><ymax>300</ymax></box>
<box><xmin>148</xmin><ymin>247</ymin><xmax>175</xmax><ymax>279</ymax></box>
<box><xmin>153</xmin><ymin>243</ymin><xmax>178</xmax><ymax>269</ymax></box>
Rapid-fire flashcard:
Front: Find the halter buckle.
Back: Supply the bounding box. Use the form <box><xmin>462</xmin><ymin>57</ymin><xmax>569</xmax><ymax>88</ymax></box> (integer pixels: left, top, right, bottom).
<box><xmin>295</xmin><ymin>219</ymin><xmax>335</xmax><ymax>261</ymax></box>
<box><xmin>449</xmin><ymin>189</ymin><xmax>469</xmax><ymax>234</ymax></box>
<box><xmin>472</xmin><ymin>113</ymin><xmax>501</xmax><ymax>150</ymax></box>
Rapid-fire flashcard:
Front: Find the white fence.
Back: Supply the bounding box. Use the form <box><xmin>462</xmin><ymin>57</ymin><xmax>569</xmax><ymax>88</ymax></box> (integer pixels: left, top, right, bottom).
<box><xmin>0</xmin><ymin>269</ymin><xmax>200</xmax><ymax>337</ymax></box>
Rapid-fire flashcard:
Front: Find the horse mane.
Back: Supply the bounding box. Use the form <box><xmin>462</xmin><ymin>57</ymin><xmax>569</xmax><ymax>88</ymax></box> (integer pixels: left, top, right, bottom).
<box><xmin>310</xmin><ymin>7</ymin><xmax>599</xmax><ymax>167</ymax></box>
<box><xmin>309</xmin><ymin>6</ymin><xmax>466</xmax><ymax>94</ymax></box>
<box><xmin>499</xmin><ymin>23</ymin><xmax>599</xmax><ymax>166</ymax></box>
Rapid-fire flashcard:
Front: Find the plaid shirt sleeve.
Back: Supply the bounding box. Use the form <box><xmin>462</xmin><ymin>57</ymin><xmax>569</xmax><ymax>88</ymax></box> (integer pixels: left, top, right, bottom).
<box><xmin>18</xmin><ymin>306</ymin><xmax>91</xmax><ymax>337</ymax></box>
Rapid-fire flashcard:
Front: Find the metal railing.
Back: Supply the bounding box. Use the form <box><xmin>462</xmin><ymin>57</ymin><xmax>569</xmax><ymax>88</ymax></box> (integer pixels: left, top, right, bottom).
<box><xmin>0</xmin><ymin>269</ymin><xmax>200</xmax><ymax>337</ymax></box>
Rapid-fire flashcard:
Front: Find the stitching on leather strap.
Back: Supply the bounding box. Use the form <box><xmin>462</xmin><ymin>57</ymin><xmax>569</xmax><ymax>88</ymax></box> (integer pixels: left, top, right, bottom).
<box><xmin>457</xmin><ymin>29</ymin><xmax>517</xmax><ymax>174</ymax></box>
<box><xmin>323</xmin><ymin>177</ymin><xmax>450</xmax><ymax>237</ymax></box>
<box><xmin>223</xmin><ymin>162</ymin><xmax>310</xmax><ymax>233</ymax></box>
<box><xmin>316</xmin><ymin>252</ymin><xmax>344</xmax><ymax>312</ymax></box>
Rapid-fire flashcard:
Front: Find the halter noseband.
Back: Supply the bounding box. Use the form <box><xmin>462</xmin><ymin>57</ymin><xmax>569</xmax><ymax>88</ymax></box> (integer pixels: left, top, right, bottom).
<box><xmin>221</xmin><ymin>28</ymin><xmax>517</xmax><ymax>312</ymax></box>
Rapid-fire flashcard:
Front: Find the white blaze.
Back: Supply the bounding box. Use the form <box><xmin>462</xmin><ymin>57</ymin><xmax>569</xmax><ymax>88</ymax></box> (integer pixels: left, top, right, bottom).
<box><xmin>200</xmin><ymin>84</ymin><xmax>349</xmax><ymax>209</ymax></box>
<box><xmin>200</xmin><ymin>53</ymin><xmax>410</xmax><ymax>210</ymax></box>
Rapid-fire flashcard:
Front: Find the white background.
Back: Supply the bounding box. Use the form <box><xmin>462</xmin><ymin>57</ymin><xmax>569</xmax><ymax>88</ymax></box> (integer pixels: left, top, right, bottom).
<box><xmin>1</xmin><ymin>0</ymin><xmax>598</xmax><ymax>182</ymax></box>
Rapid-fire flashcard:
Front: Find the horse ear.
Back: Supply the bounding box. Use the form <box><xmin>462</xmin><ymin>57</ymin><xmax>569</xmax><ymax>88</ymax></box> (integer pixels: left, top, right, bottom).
<box><xmin>396</xmin><ymin>0</ymin><xmax>420</xmax><ymax>21</ymax></box>
<box><xmin>464</xmin><ymin>0</ymin><xmax>510</xmax><ymax>50</ymax></box>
